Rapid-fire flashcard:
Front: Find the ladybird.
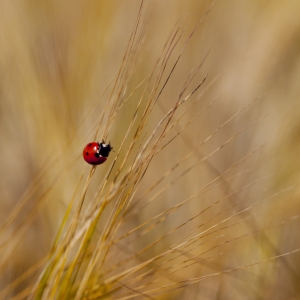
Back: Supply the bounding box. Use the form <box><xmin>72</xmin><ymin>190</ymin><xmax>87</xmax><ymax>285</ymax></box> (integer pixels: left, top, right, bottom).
<box><xmin>83</xmin><ymin>141</ymin><xmax>113</xmax><ymax>165</ymax></box>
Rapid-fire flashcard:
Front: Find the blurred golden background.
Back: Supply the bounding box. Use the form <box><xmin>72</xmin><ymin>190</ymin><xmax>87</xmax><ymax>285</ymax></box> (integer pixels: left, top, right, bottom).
<box><xmin>0</xmin><ymin>0</ymin><xmax>300</xmax><ymax>299</ymax></box>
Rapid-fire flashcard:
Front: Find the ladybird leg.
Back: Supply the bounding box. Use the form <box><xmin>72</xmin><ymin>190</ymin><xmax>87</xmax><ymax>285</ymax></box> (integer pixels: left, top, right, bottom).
<box><xmin>108</xmin><ymin>141</ymin><xmax>113</xmax><ymax>151</ymax></box>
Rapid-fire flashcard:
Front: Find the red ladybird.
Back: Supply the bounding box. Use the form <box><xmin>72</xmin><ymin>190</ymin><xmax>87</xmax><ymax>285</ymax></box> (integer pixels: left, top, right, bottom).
<box><xmin>83</xmin><ymin>141</ymin><xmax>113</xmax><ymax>165</ymax></box>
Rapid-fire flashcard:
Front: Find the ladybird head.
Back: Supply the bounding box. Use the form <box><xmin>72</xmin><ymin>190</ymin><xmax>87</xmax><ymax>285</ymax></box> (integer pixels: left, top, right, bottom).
<box><xmin>98</xmin><ymin>141</ymin><xmax>113</xmax><ymax>157</ymax></box>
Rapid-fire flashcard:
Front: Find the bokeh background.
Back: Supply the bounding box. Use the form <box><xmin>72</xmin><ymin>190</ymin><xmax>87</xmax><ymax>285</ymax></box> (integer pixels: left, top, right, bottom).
<box><xmin>1</xmin><ymin>0</ymin><xmax>300</xmax><ymax>299</ymax></box>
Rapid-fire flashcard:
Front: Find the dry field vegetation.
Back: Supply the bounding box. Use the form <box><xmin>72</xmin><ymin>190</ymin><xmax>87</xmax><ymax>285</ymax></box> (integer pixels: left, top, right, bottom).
<box><xmin>1</xmin><ymin>0</ymin><xmax>300</xmax><ymax>299</ymax></box>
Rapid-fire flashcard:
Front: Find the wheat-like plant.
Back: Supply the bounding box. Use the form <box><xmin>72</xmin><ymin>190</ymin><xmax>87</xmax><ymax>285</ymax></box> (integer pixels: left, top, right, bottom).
<box><xmin>0</xmin><ymin>1</ymin><xmax>300</xmax><ymax>299</ymax></box>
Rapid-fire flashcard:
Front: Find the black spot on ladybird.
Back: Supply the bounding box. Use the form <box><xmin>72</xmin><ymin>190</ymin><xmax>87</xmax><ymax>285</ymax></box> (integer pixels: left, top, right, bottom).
<box><xmin>86</xmin><ymin>152</ymin><xmax>89</xmax><ymax>156</ymax></box>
